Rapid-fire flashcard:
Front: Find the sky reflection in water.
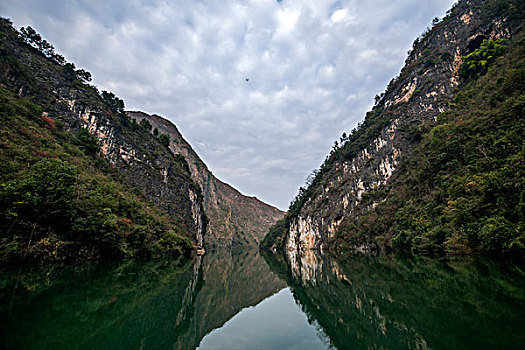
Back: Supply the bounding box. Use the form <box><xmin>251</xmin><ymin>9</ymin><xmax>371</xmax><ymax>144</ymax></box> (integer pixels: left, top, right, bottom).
<box><xmin>198</xmin><ymin>288</ymin><xmax>329</xmax><ymax>350</ymax></box>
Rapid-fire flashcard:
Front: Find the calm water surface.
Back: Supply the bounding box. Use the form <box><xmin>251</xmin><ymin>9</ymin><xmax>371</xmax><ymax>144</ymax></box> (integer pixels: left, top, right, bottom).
<box><xmin>1</xmin><ymin>249</ymin><xmax>524</xmax><ymax>349</ymax></box>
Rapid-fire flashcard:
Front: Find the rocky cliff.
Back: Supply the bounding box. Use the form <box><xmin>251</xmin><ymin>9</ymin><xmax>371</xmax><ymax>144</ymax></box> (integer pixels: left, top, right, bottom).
<box><xmin>128</xmin><ymin>111</ymin><xmax>284</xmax><ymax>248</ymax></box>
<box><xmin>263</xmin><ymin>0</ymin><xmax>524</xmax><ymax>256</ymax></box>
<box><xmin>0</xmin><ymin>16</ymin><xmax>283</xmax><ymax>252</ymax></box>
<box><xmin>0</xmin><ymin>18</ymin><xmax>206</xmax><ymax>247</ymax></box>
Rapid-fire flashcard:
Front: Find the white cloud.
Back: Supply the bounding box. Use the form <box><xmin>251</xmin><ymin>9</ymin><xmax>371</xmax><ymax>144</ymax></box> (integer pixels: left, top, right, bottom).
<box><xmin>0</xmin><ymin>0</ymin><xmax>456</xmax><ymax>210</ymax></box>
<box><xmin>330</xmin><ymin>8</ymin><xmax>348</xmax><ymax>23</ymax></box>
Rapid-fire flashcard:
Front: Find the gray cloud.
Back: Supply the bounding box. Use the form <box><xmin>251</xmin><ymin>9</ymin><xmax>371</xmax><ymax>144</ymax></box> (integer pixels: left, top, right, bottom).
<box><xmin>0</xmin><ymin>0</ymin><xmax>456</xmax><ymax>210</ymax></box>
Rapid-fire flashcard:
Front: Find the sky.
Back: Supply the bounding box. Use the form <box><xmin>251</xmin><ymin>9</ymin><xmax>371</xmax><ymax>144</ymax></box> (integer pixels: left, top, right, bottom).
<box><xmin>0</xmin><ymin>0</ymin><xmax>456</xmax><ymax>210</ymax></box>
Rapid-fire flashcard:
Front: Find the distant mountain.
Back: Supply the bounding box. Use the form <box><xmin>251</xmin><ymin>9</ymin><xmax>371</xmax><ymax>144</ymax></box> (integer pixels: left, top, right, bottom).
<box><xmin>128</xmin><ymin>111</ymin><xmax>284</xmax><ymax>248</ymax></box>
<box><xmin>262</xmin><ymin>0</ymin><xmax>524</xmax><ymax>257</ymax></box>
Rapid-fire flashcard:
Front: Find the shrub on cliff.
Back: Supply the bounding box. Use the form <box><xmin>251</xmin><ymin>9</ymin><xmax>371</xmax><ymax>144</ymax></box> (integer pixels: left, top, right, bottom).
<box><xmin>140</xmin><ymin>118</ymin><xmax>152</xmax><ymax>130</ymax></box>
<box><xmin>159</xmin><ymin>133</ymin><xmax>170</xmax><ymax>148</ymax></box>
<box><xmin>460</xmin><ymin>39</ymin><xmax>507</xmax><ymax>80</ymax></box>
<box><xmin>74</xmin><ymin>128</ymin><xmax>100</xmax><ymax>156</ymax></box>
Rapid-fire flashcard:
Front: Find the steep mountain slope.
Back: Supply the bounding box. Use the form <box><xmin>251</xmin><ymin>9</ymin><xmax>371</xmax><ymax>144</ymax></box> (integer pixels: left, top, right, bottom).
<box><xmin>263</xmin><ymin>0</ymin><xmax>524</xmax><ymax>256</ymax></box>
<box><xmin>128</xmin><ymin>111</ymin><xmax>284</xmax><ymax>248</ymax></box>
<box><xmin>0</xmin><ymin>85</ymin><xmax>192</xmax><ymax>262</ymax></box>
<box><xmin>337</xmin><ymin>34</ymin><xmax>525</xmax><ymax>256</ymax></box>
<box><xmin>0</xmin><ymin>17</ymin><xmax>205</xmax><ymax>260</ymax></box>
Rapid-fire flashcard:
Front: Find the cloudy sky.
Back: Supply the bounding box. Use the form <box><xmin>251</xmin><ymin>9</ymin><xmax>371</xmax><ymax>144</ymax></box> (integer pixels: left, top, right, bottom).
<box><xmin>1</xmin><ymin>0</ymin><xmax>456</xmax><ymax>210</ymax></box>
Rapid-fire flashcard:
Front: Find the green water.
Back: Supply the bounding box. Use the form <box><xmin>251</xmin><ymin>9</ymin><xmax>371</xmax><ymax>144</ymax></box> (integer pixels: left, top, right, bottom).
<box><xmin>1</xmin><ymin>250</ymin><xmax>524</xmax><ymax>349</ymax></box>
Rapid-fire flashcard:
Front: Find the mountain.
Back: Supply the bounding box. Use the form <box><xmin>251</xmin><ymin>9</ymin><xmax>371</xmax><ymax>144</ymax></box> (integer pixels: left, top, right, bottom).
<box><xmin>262</xmin><ymin>0</ymin><xmax>524</xmax><ymax>257</ymax></box>
<box><xmin>0</xmin><ymin>18</ymin><xmax>203</xmax><ymax>262</ymax></box>
<box><xmin>0</xmin><ymin>16</ymin><xmax>281</xmax><ymax>262</ymax></box>
<box><xmin>127</xmin><ymin>111</ymin><xmax>284</xmax><ymax>248</ymax></box>
<box><xmin>0</xmin><ymin>82</ymin><xmax>196</xmax><ymax>262</ymax></box>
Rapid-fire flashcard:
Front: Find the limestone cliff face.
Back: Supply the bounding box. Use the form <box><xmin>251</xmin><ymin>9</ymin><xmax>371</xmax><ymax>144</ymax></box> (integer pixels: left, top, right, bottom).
<box><xmin>128</xmin><ymin>111</ymin><xmax>284</xmax><ymax>248</ymax></box>
<box><xmin>280</xmin><ymin>0</ymin><xmax>523</xmax><ymax>256</ymax></box>
<box><xmin>0</xmin><ymin>20</ymin><xmax>206</xmax><ymax>242</ymax></box>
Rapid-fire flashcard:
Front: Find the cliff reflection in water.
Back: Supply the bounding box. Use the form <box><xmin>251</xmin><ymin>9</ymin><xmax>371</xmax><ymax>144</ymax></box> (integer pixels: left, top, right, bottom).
<box><xmin>2</xmin><ymin>249</ymin><xmax>524</xmax><ymax>349</ymax></box>
<box><xmin>1</xmin><ymin>257</ymin><xmax>195</xmax><ymax>349</ymax></box>
<box><xmin>0</xmin><ymin>249</ymin><xmax>285</xmax><ymax>349</ymax></box>
<box><xmin>264</xmin><ymin>249</ymin><xmax>525</xmax><ymax>350</ymax></box>
<box><xmin>174</xmin><ymin>248</ymin><xmax>286</xmax><ymax>348</ymax></box>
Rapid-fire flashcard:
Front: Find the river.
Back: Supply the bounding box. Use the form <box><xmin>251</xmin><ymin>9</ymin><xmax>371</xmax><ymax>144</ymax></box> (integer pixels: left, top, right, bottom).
<box><xmin>1</xmin><ymin>249</ymin><xmax>524</xmax><ymax>349</ymax></box>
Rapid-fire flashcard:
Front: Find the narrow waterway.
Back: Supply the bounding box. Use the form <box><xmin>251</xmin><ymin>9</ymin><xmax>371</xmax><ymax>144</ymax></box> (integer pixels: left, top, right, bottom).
<box><xmin>1</xmin><ymin>249</ymin><xmax>523</xmax><ymax>349</ymax></box>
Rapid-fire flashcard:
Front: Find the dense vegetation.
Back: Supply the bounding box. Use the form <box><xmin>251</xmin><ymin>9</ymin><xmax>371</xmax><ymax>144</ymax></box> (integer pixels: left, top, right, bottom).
<box><xmin>263</xmin><ymin>0</ymin><xmax>525</xmax><ymax>257</ymax></box>
<box><xmin>460</xmin><ymin>39</ymin><xmax>508</xmax><ymax>80</ymax></box>
<box><xmin>0</xmin><ymin>17</ymin><xmax>204</xmax><ymax>263</ymax></box>
<box><xmin>334</xmin><ymin>34</ymin><xmax>525</xmax><ymax>256</ymax></box>
<box><xmin>0</xmin><ymin>86</ymin><xmax>192</xmax><ymax>263</ymax></box>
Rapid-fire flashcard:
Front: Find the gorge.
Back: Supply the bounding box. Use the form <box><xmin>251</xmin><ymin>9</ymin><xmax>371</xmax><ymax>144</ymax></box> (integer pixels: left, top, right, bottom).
<box><xmin>1</xmin><ymin>0</ymin><xmax>524</xmax><ymax>348</ymax></box>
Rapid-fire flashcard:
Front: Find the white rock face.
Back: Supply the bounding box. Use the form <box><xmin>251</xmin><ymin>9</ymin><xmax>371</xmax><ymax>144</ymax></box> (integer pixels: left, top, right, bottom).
<box><xmin>59</xmin><ymin>98</ymin><xmax>120</xmax><ymax>162</ymax></box>
<box><xmin>328</xmin><ymin>216</ymin><xmax>343</xmax><ymax>237</ymax></box>
<box><xmin>356</xmin><ymin>179</ymin><xmax>366</xmax><ymax>201</ymax></box>
<box><xmin>286</xmin><ymin>216</ymin><xmax>322</xmax><ymax>262</ymax></box>
<box><xmin>342</xmin><ymin>194</ymin><xmax>350</xmax><ymax>210</ymax></box>
<box><xmin>461</xmin><ymin>12</ymin><xmax>472</xmax><ymax>24</ymax></box>
<box><xmin>189</xmin><ymin>188</ymin><xmax>204</xmax><ymax>246</ymax></box>
<box><xmin>290</xmin><ymin>216</ymin><xmax>320</xmax><ymax>250</ymax></box>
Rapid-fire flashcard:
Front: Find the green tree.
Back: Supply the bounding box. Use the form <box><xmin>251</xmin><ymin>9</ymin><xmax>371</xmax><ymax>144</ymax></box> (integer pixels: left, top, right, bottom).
<box><xmin>460</xmin><ymin>39</ymin><xmax>507</xmax><ymax>80</ymax></box>
<box><xmin>19</xmin><ymin>26</ymin><xmax>41</xmax><ymax>46</ymax></box>
<box><xmin>75</xmin><ymin>128</ymin><xmax>100</xmax><ymax>156</ymax></box>
<box><xmin>75</xmin><ymin>69</ymin><xmax>92</xmax><ymax>82</ymax></box>
<box><xmin>63</xmin><ymin>62</ymin><xmax>76</xmax><ymax>81</ymax></box>
<box><xmin>101</xmin><ymin>90</ymin><xmax>125</xmax><ymax>114</ymax></box>
<box><xmin>140</xmin><ymin>119</ymin><xmax>152</xmax><ymax>130</ymax></box>
<box><xmin>159</xmin><ymin>133</ymin><xmax>170</xmax><ymax>148</ymax></box>
<box><xmin>1</xmin><ymin>158</ymin><xmax>77</xmax><ymax>246</ymax></box>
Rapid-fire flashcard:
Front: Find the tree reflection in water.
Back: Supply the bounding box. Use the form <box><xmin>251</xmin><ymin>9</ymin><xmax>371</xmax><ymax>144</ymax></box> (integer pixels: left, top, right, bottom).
<box><xmin>1</xmin><ymin>248</ymin><xmax>523</xmax><ymax>349</ymax></box>
<box><xmin>263</xmin><ymin>248</ymin><xmax>525</xmax><ymax>350</ymax></box>
<box><xmin>0</xmin><ymin>249</ymin><xmax>285</xmax><ymax>350</ymax></box>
